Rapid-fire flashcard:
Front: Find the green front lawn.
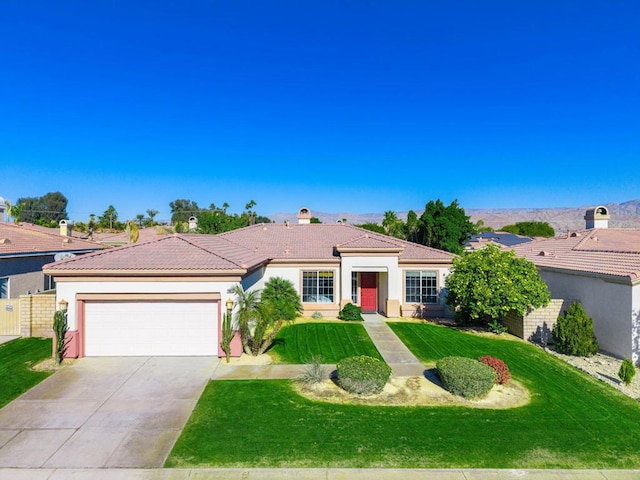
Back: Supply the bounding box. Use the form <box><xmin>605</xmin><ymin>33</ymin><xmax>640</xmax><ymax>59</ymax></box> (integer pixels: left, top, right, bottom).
<box><xmin>268</xmin><ymin>322</ymin><xmax>383</xmax><ymax>363</ymax></box>
<box><xmin>0</xmin><ymin>337</ymin><xmax>53</xmax><ymax>408</ymax></box>
<box><xmin>167</xmin><ymin>322</ymin><xmax>640</xmax><ymax>469</ymax></box>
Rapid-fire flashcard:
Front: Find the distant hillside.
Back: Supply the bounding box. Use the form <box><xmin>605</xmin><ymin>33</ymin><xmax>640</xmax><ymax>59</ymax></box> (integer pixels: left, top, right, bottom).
<box><xmin>269</xmin><ymin>199</ymin><xmax>640</xmax><ymax>233</ymax></box>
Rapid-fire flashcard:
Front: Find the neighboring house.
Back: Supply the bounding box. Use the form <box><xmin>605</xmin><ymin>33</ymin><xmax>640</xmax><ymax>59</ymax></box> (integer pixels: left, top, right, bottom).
<box><xmin>465</xmin><ymin>231</ymin><xmax>533</xmax><ymax>251</ymax></box>
<box><xmin>0</xmin><ymin>220</ymin><xmax>104</xmax><ymax>299</ymax></box>
<box><xmin>44</xmin><ymin>208</ymin><xmax>454</xmax><ymax>358</ymax></box>
<box><xmin>512</xmin><ymin>206</ymin><xmax>640</xmax><ymax>363</ymax></box>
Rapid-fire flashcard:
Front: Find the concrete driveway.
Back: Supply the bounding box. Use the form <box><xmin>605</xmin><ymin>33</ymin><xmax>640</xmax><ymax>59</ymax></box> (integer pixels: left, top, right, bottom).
<box><xmin>0</xmin><ymin>356</ymin><xmax>218</xmax><ymax>468</ymax></box>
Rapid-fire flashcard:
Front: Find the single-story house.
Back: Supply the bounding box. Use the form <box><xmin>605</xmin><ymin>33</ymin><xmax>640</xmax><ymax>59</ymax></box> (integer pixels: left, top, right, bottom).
<box><xmin>44</xmin><ymin>208</ymin><xmax>454</xmax><ymax>357</ymax></box>
<box><xmin>512</xmin><ymin>206</ymin><xmax>640</xmax><ymax>363</ymax></box>
<box><xmin>0</xmin><ymin>220</ymin><xmax>104</xmax><ymax>299</ymax></box>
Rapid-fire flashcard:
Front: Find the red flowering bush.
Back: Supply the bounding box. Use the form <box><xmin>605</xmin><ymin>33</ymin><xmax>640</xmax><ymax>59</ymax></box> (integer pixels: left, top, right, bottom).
<box><xmin>478</xmin><ymin>355</ymin><xmax>511</xmax><ymax>385</ymax></box>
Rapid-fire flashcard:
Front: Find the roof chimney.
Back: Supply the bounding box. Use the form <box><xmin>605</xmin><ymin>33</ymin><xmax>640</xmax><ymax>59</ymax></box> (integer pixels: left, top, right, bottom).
<box><xmin>297</xmin><ymin>207</ymin><xmax>311</xmax><ymax>224</ymax></box>
<box><xmin>188</xmin><ymin>216</ymin><xmax>198</xmax><ymax>231</ymax></box>
<box><xmin>584</xmin><ymin>206</ymin><xmax>609</xmax><ymax>229</ymax></box>
<box><xmin>59</xmin><ymin>219</ymin><xmax>71</xmax><ymax>237</ymax></box>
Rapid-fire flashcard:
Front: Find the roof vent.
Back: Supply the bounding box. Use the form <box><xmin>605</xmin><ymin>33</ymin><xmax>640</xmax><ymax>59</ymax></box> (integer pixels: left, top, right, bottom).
<box><xmin>62</xmin><ymin>237</ymin><xmax>72</xmax><ymax>244</ymax></box>
<box><xmin>0</xmin><ymin>238</ymin><xmax>11</xmax><ymax>244</ymax></box>
<box><xmin>336</xmin><ymin>219</ymin><xmax>343</xmax><ymax>225</ymax></box>
<box><xmin>538</xmin><ymin>250</ymin><xmax>550</xmax><ymax>256</ymax></box>
<box><xmin>285</xmin><ymin>220</ymin><xmax>291</xmax><ymax>228</ymax></box>
<box><xmin>570</xmin><ymin>232</ymin><xmax>581</xmax><ymax>237</ymax></box>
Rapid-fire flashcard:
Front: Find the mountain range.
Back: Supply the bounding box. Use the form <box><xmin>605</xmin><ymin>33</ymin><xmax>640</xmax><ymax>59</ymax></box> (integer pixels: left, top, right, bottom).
<box><xmin>270</xmin><ymin>199</ymin><xmax>640</xmax><ymax>233</ymax></box>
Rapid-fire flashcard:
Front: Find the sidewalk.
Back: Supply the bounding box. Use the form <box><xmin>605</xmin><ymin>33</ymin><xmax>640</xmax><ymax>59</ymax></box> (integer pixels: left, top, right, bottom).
<box><xmin>1</xmin><ymin>467</ymin><xmax>638</xmax><ymax>479</ymax></box>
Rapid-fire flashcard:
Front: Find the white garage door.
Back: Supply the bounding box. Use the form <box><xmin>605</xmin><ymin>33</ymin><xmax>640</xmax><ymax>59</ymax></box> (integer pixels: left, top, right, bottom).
<box><xmin>85</xmin><ymin>301</ymin><xmax>218</xmax><ymax>356</ymax></box>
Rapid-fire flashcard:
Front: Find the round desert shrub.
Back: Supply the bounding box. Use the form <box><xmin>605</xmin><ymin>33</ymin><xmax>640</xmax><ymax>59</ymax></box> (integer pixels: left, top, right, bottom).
<box><xmin>338</xmin><ymin>303</ymin><xmax>364</xmax><ymax>321</ymax></box>
<box><xmin>619</xmin><ymin>358</ymin><xmax>636</xmax><ymax>386</ymax></box>
<box><xmin>336</xmin><ymin>355</ymin><xmax>392</xmax><ymax>395</ymax></box>
<box><xmin>436</xmin><ymin>356</ymin><xmax>497</xmax><ymax>399</ymax></box>
<box><xmin>478</xmin><ymin>355</ymin><xmax>511</xmax><ymax>385</ymax></box>
<box><xmin>552</xmin><ymin>301</ymin><xmax>599</xmax><ymax>356</ymax></box>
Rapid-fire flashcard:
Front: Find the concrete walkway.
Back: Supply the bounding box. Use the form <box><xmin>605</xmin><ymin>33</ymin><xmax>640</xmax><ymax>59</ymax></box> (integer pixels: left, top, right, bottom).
<box><xmin>1</xmin><ymin>467</ymin><xmax>638</xmax><ymax>479</ymax></box>
<box><xmin>361</xmin><ymin>313</ymin><xmax>426</xmax><ymax>377</ymax></box>
<box><xmin>0</xmin><ymin>356</ymin><xmax>218</xmax><ymax>469</ymax></box>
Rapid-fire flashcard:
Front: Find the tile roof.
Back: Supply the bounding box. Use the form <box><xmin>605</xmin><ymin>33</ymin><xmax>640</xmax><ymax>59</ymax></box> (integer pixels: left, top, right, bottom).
<box><xmin>215</xmin><ymin>223</ymin><xmax>453</xmax><ymax>262</ymax></box>
<box><xmin>44</xmin><ymin>235</ymin><xmax>256</xmax><ymax>272</ymax></box>
<box><xmin>0</xmin><ymin>222</ymin><xmax>104</xmax><ymax>257</ymax></box>
<box><xmin>45</xmin><ymin>223</ymin><xmax>453</xmax><ymax>274</ymax></box>
<box><xmin>511</xmin><ymin>228</ymin><xmax>640</xmax><ymax>281</ymax></box>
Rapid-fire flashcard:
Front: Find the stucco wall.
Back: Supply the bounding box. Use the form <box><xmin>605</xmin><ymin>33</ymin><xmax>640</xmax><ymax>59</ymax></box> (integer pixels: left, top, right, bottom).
<box><xmin>540</xmin><ymin>269</ymin><xmax>634</xmax><ymax>361</ymax></box>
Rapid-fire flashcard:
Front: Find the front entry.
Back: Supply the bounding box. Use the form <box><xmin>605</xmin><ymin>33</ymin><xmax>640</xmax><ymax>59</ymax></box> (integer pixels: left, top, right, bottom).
<box><xmin>360</xmin><ymin>272</ymin><xmax>377</xmax><ymax>312</ymax></box>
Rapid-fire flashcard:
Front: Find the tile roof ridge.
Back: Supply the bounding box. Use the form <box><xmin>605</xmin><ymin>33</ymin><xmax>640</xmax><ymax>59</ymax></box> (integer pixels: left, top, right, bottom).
<box><xmin>178</xmin><ymin>234</ymin><xmax>254</xmax><ymax>269</ymax></box>
<box><xmin>47</xmin><ymin>234</ymin><xmax>177</xmax><ymax>268</ymax></box>
<box><xmin>0</xmin><ymin>221</ymin><xmax>103</xmax><ymax>246</ymax></box>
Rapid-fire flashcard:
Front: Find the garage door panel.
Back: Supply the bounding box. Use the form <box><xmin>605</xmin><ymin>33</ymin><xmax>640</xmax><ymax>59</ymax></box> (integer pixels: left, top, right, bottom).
<box><xmin>85</xmin><ymin>301</ymin><xmax>218</xmax><ymax>356</ymax></box>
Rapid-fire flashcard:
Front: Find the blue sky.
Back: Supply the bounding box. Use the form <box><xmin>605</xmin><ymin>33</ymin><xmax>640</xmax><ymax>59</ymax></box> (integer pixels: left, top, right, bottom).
<box><xmin>1</xmin><ymin>1</ymin><xmax>638</xmax><ymax>222</ymax></box>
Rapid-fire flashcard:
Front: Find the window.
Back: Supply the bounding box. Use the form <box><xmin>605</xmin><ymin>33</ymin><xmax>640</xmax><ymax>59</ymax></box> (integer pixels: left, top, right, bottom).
<box><xmin>351</xmin><ymin>272</ymin><xmax>358</xmax><ymax>304</ymax></box>
<box><xmin>302</xmin><ymin>271</ymin><xmax>334</xmax><ymax>303</ymax></box>
<box><xmin>405</xmin><ymin>271</ymin><xmax>437</xmax><ymax>304</ymax></box>
<box><xmin>0</xmin><ymin>278</ymin><xmax>8</xmax><ymax>299</ymax></box>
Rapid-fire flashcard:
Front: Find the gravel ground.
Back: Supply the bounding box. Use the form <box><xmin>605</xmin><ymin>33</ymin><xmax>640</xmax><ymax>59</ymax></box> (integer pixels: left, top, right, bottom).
<box><xmin>543</xmin><ymin>346</ymin><xmax>640</xmax><ymax>402</ymax></box>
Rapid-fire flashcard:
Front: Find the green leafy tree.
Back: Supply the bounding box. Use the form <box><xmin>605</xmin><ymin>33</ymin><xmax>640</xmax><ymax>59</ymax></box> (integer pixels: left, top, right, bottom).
<box><xmin>233</xmin><ymin>277</ymin><xmax>301</xmax><ymax>356</ymax></box>
<box><xmin>310</xmin><ymin>217</ymin><xmax>322</xmax><ymax>224</ymax></box>
<box><xmin>5</xmin><ymin>200</ymin><xmax>24</xmax><ymax>225</ymax></box>
<box><xmin>169</xmin><ymin>199</ymin><xmax>200</xmax><ymax>225</ymax></box>
<box><xmin>356</xmin><ymin>222</ymin><xmax>386</xmax><ymax>234</ymax></box>
<box><xmin>619</xmin><ymin>359</ymin><xmax>636</xmax><ymax>386</ymax></box>
<box><xmin>98</xmin><ymin>205</ymin><xmax>119</xmax><ymax>229</ymax></box>
<box><xmin>16</xmin><ymin>191</ymin><xmax>68</xmax><ymax>225</ymax></box>
<box><xmin>445</xmin><ymin>244</ymin><xmax>550</xmax><ymax>324</ymax></box>
<box><xmin>501</xmin><ymin>221</ymin><xmax>555</xmax><ymax>238</ymax></box>
<box><xmin>135</xmin><ymin>214</ymin><xmax>145</xmax><ymax>227</ymax></box>
<box><xmin>382</xmin><ymin>211</ymin><xmax>405</xmax><ymax>238</ymax></box>
<box><xmin>404</xmin><ymin>210</ymin><xmax>420</xmax><ymax>243</ymax></box>
<box><xmin>417</xmin><ymin>199</ymin><xmax>476</xmax><ymax>254</ymax></box>
<box><xmin>552</xmin><ymin>302</ymin><xmax>599</xmax><ymax>356</ymax></box>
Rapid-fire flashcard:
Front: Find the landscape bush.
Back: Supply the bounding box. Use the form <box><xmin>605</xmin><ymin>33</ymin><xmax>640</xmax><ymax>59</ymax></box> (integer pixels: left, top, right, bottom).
<box><xmin>338</xmin><ymin>303</ymin><xmax>364</xmax><ymax>321</ymax></box>
<box><xmin>552</xmin><ymin>301</ymin><xmax>599</xmax><ymax>356</ymax></box>
<box><xmin>478</xmin><ymin>355</ymin><xmax>511</xmax><ymax>385</ymax></box>
<box><xmin>336</xmin><ymin>355</ymin><xmax>392</xmax><ymax>395</ymax></box>
<box><xmin>298</xmin><ymin>355</ymin><xmax>327</xmax><ymax>388</ymax></box>
<box><xmin>619</xmin><ymin>358</ymin><xmax>636</xmax><ymax>386</ymax></box>
<box><xmin>436</xmin><ymin>356</ymin><xmax>496</xmax><ymax>399</ymax></box>
<box><xmin>487</xmin><ymin>319</ymin><xmax>508</xmax><ymax>335</ymax></box>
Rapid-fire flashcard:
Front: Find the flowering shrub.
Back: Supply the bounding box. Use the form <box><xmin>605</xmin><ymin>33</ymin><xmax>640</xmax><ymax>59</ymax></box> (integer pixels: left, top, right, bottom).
<box><xmin>336</xmin><ymin>355</ymin><xmax>391</xmax><ymax>395</ymax></box>
<box><xmin>436</xmin><ymin>356</ymin><xmax>496</xmax><ymax>399</ymax></box>
<box><xmin>478</xmin><ymin>355</ymin><xmax>511</xmax><ymax>385</ymax></box>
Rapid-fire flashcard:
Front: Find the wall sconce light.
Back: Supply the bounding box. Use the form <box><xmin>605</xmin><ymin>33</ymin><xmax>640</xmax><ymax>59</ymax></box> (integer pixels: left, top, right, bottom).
<box><xmin>225</xmin><ymin>298</ymin><xmax>233</xmax><ymax>313</ymax></box>
<box><xmin>59</xmin><ymin>299</ymin><xmax>68</xmax><ymax>311</ymax></box>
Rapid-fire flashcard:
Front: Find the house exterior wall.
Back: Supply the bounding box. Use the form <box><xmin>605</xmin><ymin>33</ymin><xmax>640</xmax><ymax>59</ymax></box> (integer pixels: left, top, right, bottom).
<box><xmin>540</xmin><ymin>269</ymin><xmax>634</xmax><ymax>361</ymax></box>
<box><xmin>1</xmin><ymin>256</ymin><xmax>54</xmax><ymax>298</ymax></box>
<box><xmin>56</xmin><ymin>279</ymin><xmax>238</xmax><ymax>331</ymax></box>
<box><xmin>400</xmin><ymin>267</ymin><xmax>450</xmax><ymax>318</ymax></box>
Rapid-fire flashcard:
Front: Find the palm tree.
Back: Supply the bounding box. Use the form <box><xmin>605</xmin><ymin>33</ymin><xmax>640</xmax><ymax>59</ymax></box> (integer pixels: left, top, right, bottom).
<box><xmin>233</xmin><ymin>278</ymin><xmax>302</xmax><ymax>356</ymax></box>
<box><xmin>233</xmin><ymin>285</ymin><xmax>261</xmax><ymax>355</ymax></box>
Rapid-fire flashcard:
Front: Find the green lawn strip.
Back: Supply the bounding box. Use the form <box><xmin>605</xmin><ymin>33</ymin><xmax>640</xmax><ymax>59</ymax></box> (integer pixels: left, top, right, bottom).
<box><xmin>0</xmin><ymin>337</ymin><xmax>54</xmax><ymax>408</ymax></box>
<box><xmin>268</xmin><ymin>322</ymin><xmax>382</xmax><ymax>363</ymax></box>
<box><xmin>168</xmin><ymin>322</ymin><xmax>640</xmax><ymax>469</ymax></box>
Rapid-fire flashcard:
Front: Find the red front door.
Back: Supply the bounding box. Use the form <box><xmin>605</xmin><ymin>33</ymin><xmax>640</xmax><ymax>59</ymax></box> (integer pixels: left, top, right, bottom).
<box><xmin>360</xmin><ymin>273</ymin><xmax>377</xmax><ymax>312</ymax></box>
